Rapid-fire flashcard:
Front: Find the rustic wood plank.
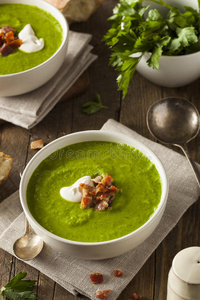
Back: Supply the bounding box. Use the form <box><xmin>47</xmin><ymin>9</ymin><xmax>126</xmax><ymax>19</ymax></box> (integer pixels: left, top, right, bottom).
<box><xmin>0</xmin><ymin>249</ymin><xmax>13</xmax><ymax>287</ymax></box>
<box><xmin>0</xmin><ymin>125</ymin><xmax>30</xmax><ymax>201</ymax></box>
<box><xmin>120</xmin><ymin>72</ymin><xmax>163</xmax><ymax>139</ymax></box>
<box><xmin>70</xmin><ymin>0</ymin><xmax>120</xmax><ymax>132</ymax></box>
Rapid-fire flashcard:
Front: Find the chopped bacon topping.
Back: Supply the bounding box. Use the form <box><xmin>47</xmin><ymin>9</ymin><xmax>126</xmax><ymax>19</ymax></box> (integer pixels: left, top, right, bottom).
<box><xmin>6</xmin><ymin>31</ymin><xmax>15</xmax><ymax>43</ymax></box>
<box><xmin>0</xmin><ymin>26</ymin><xmax>22</xmax><ymax>56</ymax></box>
<box><xmin>79</xmin><ymin>173</ymin><xmax>119</xmax><ymax>211</ymax></box>
<box><xmin>90</xmin><ymin>273</ymin><xmax>104</xmax><ymax>284</ymax></box>
<box><xmin>133</xmin><ymin>293</ymin><xmax>142</xmax><ymax>299</ymax></box>
<box><xmin>96</xmin><ymin>288</ymin><xmax>110</xmax><ymax>299</ymax></box>
<box><xmin>113</xmin><ymin>269</ymin><xmax>123</xmax><ymax>277</ymax></box>
<box><xmin>0</xmin><ymin>44</ymin><xmax>14</xmax><ymax>56</ymax></box>
<box><xmin>1</xmin><ymin>26</ymin><xmax>15</xmax><ymax>34</ymax></box>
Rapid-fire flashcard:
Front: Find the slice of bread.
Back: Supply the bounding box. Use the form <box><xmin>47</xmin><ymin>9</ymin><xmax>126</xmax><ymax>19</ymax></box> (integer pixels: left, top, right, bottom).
<box><xmin>45</xmin><ymin>0</ymin><xmax>103</xmax><ymax>23</ymax></box>
<box><xmin>0</xmin><ymin>152</ymin><xmax>13</xmax><ymax>184</ymax></box>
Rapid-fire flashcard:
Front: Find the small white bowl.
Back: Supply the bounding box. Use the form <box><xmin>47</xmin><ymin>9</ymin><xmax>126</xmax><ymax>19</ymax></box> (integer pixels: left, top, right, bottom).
<box><xmin>20</xmin><ymin>131</ymin><xmax>169</xmax><ymax>260</ymax></box>
<box><xmin>0</xmin><ymin>0</ymin><xmax>69</xmax><ymax>97</ymax></box>
<box><xmin>136</xmin><ymin>0</ymin><xmax>200</xmax><ymax>87</ymax></box>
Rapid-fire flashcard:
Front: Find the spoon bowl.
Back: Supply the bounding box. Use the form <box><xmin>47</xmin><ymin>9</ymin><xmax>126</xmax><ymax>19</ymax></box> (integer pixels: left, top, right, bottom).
<box><xmin>147</xmin><ymin>97</ymin><xmax>200</xmax><ymax>187</ymax></box>
<box><xmin>13</xmin><ymin>218</ymin><xmax>44</xmax><ymax>260</ymax></box>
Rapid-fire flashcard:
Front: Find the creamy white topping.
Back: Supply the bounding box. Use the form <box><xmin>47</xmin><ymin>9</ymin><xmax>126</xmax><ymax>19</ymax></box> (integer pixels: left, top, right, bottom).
<box><xmin>19</xmin><ymin>24</ymin><xmax>44</xmax><ymax>53</ymax></box>
<box><xmin>60</xmin><ymin>176</ymin><xmax>94</xmax><ymax>202</ymax></box>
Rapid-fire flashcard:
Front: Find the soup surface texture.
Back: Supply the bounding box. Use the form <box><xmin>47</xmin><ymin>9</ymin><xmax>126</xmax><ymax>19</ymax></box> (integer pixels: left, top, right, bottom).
<box><xmin>0</xmin><ymin>4</ymin><xmax>63</xmax><ymax>75</ymax></box>
<box><xmin>27</xmin><ymin>141</ymin><xmax>162</xmax><ymax>243</ymax></box>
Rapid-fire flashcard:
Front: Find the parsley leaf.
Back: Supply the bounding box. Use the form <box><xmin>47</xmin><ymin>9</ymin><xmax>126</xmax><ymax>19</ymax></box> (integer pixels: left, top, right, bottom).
<box><xmin>81</xmin><ymin>93</ymin><xmax>107</xmax><ymax>115</ymax></box>
<box><xmin>1</xmin><ymin>272</ymin><xmax>36</xmax><ymax>300</ymax></box>
<box><xmin>103</xmin><ymin>0</ymin><xmax>200</xmax><ymax>98</ymax></box>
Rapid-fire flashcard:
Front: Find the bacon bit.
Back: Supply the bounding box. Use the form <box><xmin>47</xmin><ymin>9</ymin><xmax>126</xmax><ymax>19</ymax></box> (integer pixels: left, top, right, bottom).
<box><xmin>101</xmin><ymin>174</ymin><xmax>113</xmax><ymax>186</ymax></box>
<box><xmin>81</xmin><ymin>196</ymin><xmax>93</xmax><ymax>209</ymax></box>
<box><xmin>30</xmin><ymin>139</ymin><xmax>44</xmax><ymax>150</ymax></box>
<box><xmin>79</xmin><ymin>173</ymin><xmax>119</xmax><ymax>211</ymax></box>
<box><xmin>8</xmin><ymin>39</ymin><xmax>22</xmax><ymax>49</ymax></box>
<box><xmin>113</xmin><ymin>269</ymin><xmax>123</xmax><ymax>277</ymax></box>
<box><xmin>0</xmin><ymin>43</ymin><xmax>14</xmax><ymax>56</ymax></box>
<box><xmin>96</xmin><ymin>288</ymin><xmax>110</xmax><ymax>299</ymax></box>
<box><xmin>133</xmin><ymin>293</ymin><xmax>142</xmax><ymax>299</ymax></box>
<box><xmin>1</xmin><ymin>26</ymin><xmax>15</xmax><ymax>34</ymax></box>
<box><xmin>0</xmin><ymin>26</ymin><xmax>22</xmax><ymax>56</ymax></box>
<box><xmin>90</xmin><ymin>273</ymin><xmax>104</xmax><ymax>284</ymax></box>
<box><xmin>6</xmin><ymin>31</ymin><xmax>15</xmax><ymax>43</ymax></box>
<box><xmin>95</xmin><ymin>200</ymin><xmax>109</xmax><ymax>211</ymax></box>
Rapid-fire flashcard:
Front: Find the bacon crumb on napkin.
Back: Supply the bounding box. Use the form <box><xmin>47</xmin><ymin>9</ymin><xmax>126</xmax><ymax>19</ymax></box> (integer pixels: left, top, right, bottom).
<box><xmin>30</xmin><ymin>139</ymin><xmax>44</xmax><ymax>150</ymax></box>
<box><xmin>113</xmin><ymin>269</ymin><xmax>123</xmax><ymax>277</ymax></box>
<box><xmin>96</xmin><ymin>288</ymin><xmax>110</xmax><ymax>299</ymax></box>
<box><xmin>90</xmin><ymin>273</ymin><xmax>104</xmax><ymax>284</ymax></box>
<box><xmin>0</xmin><ymin>152</ymin><xmax>13</xmax><ymax>184</ymax></box>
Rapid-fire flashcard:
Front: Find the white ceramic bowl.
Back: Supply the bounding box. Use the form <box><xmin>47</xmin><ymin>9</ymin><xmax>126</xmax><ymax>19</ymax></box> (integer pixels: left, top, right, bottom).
<box><xmin>136</xmin><ymin>0</ymin><xmax>200</xmax><ymax>87</ymax></box>
<box><xmin>0</xmin><ymin>0</ymin><xmax>69</xmax><ymax>96</ymax></box>
<box><xmin>20</xmin><ymin>130</ymin><xmax>169</xmax><ymax>260</ymax></box>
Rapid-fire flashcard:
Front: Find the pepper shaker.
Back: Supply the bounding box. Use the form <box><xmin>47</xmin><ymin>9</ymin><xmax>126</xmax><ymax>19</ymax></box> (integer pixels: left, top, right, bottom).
<box><xmin>167</xmin><ymin>247</ymin><xmax>200</xmax><ymax>300</ymax></box>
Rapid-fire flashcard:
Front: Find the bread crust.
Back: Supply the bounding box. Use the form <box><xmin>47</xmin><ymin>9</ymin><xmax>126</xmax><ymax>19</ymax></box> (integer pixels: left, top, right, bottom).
<box><xmin>45</xmin><ymin>0</ymin><xmax>103</xmax><ymax>22</ymax></box>
<box><xmin>0</xmin><ymin>152</ymin><xmax>13</xmax><ymax>184</ymax></box>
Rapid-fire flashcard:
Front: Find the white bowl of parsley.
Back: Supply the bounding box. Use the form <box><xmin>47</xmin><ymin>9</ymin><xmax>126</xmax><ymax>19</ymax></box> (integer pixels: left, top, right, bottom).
<box><xmin>104</xmin><ymin>0</ymin><xmax>200</xmax><ymax>97</ymax></box>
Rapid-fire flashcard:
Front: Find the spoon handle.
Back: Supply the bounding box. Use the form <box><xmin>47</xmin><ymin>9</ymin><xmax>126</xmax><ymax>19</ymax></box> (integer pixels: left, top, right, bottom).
<box><xmin>180</xmin><ymin>144</ymin><xmax>200</xmax><ymax>188</ymax></box>
<box><xmin>25</xmin><ymin>218</ymin><xmax>34</xmax><ymax>235</ymax></box>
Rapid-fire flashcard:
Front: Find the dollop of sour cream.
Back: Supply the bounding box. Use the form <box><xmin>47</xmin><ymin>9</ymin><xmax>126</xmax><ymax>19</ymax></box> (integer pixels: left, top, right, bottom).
<box><xmin>19</xmin><ymin>24</ymin><xmax>44</xmax><ymax>53</ymax></box>
<box><xmin>60</xmin><ymin>176</ymin><xmax>94</xmax><ymax>202</ymax></box>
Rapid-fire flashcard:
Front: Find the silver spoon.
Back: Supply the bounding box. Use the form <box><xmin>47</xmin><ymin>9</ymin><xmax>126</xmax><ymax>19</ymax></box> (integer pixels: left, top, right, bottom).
<box><xmin>147</xmin><ymin>97</ymin><xmax>200</xmax><ymax>187</ymax></box>
<box><xmin>13</xmin><ymin>218</ymin><xmax>44</xmax><ymax>260</ymax></box>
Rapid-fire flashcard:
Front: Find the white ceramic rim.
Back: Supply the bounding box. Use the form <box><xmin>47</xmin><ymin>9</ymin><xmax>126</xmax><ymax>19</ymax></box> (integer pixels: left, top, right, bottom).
<box><xmin>143</xmin><ymin>50</ymin><xmax>200</xmax><ymax>60</ymax></box>
<box><xmin>20</xmin><ymin>130</ymin><xmax>169</xmax><ymax>247</ymax></box>
<box><xmin>0</xmin><ymin>0</ymin><xmax>69</xmax><ymax>77</ymax></box>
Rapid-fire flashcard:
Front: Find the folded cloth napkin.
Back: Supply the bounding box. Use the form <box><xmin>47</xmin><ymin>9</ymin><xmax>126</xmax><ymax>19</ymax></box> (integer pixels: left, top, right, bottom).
<box><xmin>0</xmin><ymin>119</ymin><xmax>200</xmax><ymax>300</ymax></box>
<box><xmin>0</xmin><ymin>31</ymin><xmax>97</xmax><ymax>129</ymax></box>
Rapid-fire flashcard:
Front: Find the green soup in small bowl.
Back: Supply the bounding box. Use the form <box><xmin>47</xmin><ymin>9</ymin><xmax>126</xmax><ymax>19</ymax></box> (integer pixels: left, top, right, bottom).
<box><xmin>0</xmin><ymin>0</ymin><xmax>69</xmax><ymax>96</ymax></box>
<box><xmin>0</xmin><ymin>3</ymin><xmax>63</xmax><ymax>75</ymax></box>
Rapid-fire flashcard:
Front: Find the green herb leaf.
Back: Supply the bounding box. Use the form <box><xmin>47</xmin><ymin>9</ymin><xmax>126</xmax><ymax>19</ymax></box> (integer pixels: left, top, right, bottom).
<box><xmin>1</xmin><ymin>272</ymin><xmax>36</xmax><ymax>300</ymax></box>
<box><xmin>3</xmin><ymin>290</ymin><xmax>36</xmax><ymax>300</ymax></box>
<box><xmin>81</xmin><ymin>93</ymin><xmax>107</xmax><ymax>115</ymax></box>
<box><xmin>103</xmin><ymin>0</ymin><xmax>200</xmax><ymax>98</ymax></box>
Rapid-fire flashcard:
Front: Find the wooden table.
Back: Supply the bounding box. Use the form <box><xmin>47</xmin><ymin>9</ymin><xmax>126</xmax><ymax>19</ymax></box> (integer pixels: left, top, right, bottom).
<box><xmin>1</xmin><ymin>1</ymin><xmax>200</xmax><ymax>299</ymax></box>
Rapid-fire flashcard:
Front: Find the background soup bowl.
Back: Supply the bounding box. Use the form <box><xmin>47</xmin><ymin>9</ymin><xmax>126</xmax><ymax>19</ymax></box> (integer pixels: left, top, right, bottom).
<box><xmin>0</xmin><ymin>0</ymin><xmax>69</xmax><ymax>97</ymax></box>
<box><xmin>136</xmin><ymin>0</ymin><xmax>200</xmax><ymax>88</ymax></box>
<box><xmin>20</xmin><ymin>131</ymin><xmax>169</xmax><ymax>260</ymax></box>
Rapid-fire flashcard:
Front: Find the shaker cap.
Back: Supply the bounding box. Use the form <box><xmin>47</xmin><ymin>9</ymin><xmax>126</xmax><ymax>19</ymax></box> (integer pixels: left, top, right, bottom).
<box><xmin>172</xmin><ymin>246</ymin><xmax>200</xmax><ymax>284</ymax></box>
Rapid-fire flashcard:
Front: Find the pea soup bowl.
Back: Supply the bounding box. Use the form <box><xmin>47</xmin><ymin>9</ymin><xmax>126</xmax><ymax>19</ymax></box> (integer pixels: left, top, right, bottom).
<box><xmin>20</xmin><ymin>130</ymin><xmax>169</xmax><ymax>260</ymax></box>
<box><xmin>0</xmin><ymin>0</ymin><xmax>69</xmax><ymax>96</ymax></box>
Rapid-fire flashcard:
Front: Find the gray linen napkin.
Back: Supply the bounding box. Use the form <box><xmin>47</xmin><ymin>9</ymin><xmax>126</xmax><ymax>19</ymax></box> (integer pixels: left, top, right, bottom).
<box><xmin>0</xmin><ymin>119</ymin><xmax>199</xmax><ymax>300</ymax></box>
<box><xmin>0</xmin><ymin>31</ymin><xmax>97</xmax><ymax>129</ymax></box>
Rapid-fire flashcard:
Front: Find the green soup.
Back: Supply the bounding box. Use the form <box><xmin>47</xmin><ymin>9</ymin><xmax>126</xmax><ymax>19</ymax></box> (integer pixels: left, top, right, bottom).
<box><xmin>27</xmin><ymin>141</ymin><xmax>162</xmax><ymax>243</ymax></box>
<box><xmin>0</xmin><ymin>4</ymin><xmax>63</xmax><ymax>75</ymax></box>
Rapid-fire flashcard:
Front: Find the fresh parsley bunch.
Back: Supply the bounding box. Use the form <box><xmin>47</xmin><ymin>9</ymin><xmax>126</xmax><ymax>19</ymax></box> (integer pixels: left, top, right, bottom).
<box><xmin>103</xmin><ymin>0</ymin><xmax>200</xmax><ymax>98</ymax></box>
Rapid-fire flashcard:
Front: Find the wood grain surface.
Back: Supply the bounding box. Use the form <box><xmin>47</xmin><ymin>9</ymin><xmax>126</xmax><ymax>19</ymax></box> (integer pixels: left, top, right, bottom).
<box><xmin>0</xmin><ymin>1</ymin><xmax>200</xmax><ymax>299</ymax></box>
